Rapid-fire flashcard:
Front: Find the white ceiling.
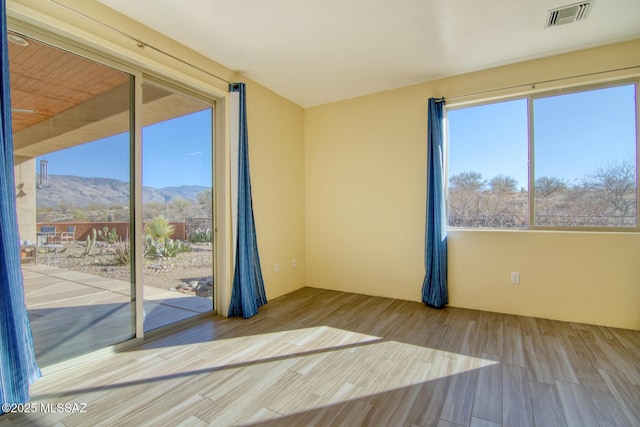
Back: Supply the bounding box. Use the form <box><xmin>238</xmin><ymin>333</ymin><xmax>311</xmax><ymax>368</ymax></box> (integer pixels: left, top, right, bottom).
<box><xmin>98</xmin><ymin>0</ymin><xmax>640</xmax><ymax>107</ymax></box>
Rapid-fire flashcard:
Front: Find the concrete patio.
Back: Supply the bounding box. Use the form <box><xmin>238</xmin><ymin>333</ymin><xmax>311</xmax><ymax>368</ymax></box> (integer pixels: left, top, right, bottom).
<box><xmin>23</xmin><ymin>264</ymin><xmax>213</xmax><ymax>367</ymax></box>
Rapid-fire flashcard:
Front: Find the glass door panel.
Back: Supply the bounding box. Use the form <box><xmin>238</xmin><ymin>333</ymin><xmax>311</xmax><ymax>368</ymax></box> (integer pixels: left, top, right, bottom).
<box><xmin>10</xmin><ymin>33</ymin><xmax>135</xmax><ymax>366</ymax></box>
<box><xmin>141</xmin><ymin>82</ymin><xmax>214</xmax><ymax>331</ymax></box>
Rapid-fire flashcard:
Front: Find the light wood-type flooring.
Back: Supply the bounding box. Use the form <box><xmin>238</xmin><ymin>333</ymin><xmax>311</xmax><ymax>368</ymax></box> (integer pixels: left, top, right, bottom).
<box><xmin>2</xmin><ymin>287</ymin><xmax>639</xmax><ymax>426</ymax></box>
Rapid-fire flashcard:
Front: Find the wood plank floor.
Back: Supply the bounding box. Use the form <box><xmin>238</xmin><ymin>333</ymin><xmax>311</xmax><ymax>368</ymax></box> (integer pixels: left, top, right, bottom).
<box><xmin>2</xmin><ymin>287</ymin><xmax>639</xmax><ymax>426</ymax></box>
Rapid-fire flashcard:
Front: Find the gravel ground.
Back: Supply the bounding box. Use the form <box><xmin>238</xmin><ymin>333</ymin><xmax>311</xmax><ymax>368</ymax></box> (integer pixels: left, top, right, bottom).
<box><xmin>48</xmin><ymin>242</ymin><xmax>214</xmax><ymax>298</ymax></box>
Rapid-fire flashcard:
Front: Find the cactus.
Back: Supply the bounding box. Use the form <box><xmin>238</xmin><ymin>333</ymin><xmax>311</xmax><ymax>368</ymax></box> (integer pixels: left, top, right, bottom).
<box><xmin>82</xmin><ymin>228</ymin><xmax>97</xmax><ymax>257</ymax></box>
<box><xmin>97</xmin><ymin>226</ymin><xmax>118</xmax><ymax>244</ymax></box>
<box><xmin>144</xmin><ymin>235</ymin><xmax>161</xmax><ymax>258</ymax></box>
<box><xmin>162</xmin><ymin>238</ymin><xmax>192</xmax><ymax>257</ymax></box>
<box><xmin>143</xmin><ymin>236</ymin><xmax>191</xmax><ymax>259</ymax></box>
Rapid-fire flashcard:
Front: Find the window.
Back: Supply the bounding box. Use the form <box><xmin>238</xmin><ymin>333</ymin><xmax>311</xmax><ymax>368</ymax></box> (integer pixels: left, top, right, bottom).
<box><xmin>447</xmin><ymin>82</ymin><xmax>638</xmax><ymax>230</ymax></box>
<box><xmin>448</xmin><ymin>99</ymin><xmax>529</xmax><ymax>228</ymax></box>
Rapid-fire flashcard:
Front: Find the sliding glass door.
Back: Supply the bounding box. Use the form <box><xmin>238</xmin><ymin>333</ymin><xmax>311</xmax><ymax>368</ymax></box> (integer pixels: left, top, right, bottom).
<box><xmin>141</xmin><ymin>82</ymin><xmax>214</xmax><ymax>331</ymax></box>
<box><xmin>9</xmin><ymin>29</ymin><xmax>216</xmax><ymax>366</ymax></box>
<box><xmin>10</xmin><ymin>32</ymin><xmax>135</xmax><ymax>366</ymax></box>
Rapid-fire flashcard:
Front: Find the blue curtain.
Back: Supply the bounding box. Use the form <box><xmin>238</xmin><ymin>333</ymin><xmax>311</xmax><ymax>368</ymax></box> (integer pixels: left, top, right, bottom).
<box><xmin>228</xmin><ymin>83</ymin><xmax>267</xmax><ymax>318</ymax></box>
<box><xmin>0</xmin><ymin>1</ymin><xmax>41</xmax><ymax>411</ymax></box>
<box><xmin>422</xmin><ymin>98</ymin><xmax>448</xmax><ymax>309</ymax></box>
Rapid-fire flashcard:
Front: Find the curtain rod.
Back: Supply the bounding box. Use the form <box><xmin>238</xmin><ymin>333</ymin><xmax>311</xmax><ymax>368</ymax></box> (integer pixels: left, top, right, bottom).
<box><xmin>47</xmin><ymin>0</ymin><xmax>233</xmax><ymax>86</ymax></box>
<box><xmin>436</xmin><ymin>65</ymin><xmax>640</xmax><ymax>103</ymax></box>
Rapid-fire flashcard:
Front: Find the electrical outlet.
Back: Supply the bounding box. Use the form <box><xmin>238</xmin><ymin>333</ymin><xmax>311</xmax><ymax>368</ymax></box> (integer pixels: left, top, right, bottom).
<box><xmin>510</xmin><ymin>272</ymin><xmax>520</xmax><ymax>284</ymax></box>
<box><xmin>292</xmin><ymin>258</ymin><xmax>297</xmax><ymax>268</ymax></box>
<box><xmin>275</xmin><ymin>263</ymin><xmax>280</xmax><ymax>272</ymax></box>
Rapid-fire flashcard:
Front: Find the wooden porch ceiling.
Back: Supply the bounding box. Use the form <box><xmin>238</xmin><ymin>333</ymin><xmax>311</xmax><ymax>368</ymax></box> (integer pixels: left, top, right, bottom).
<box><xmin>8</xmin><ymin>32</ymin><xmax>130</xmax><ymax>134</ymax></box>
<box><xmin>8</xmin><ymin>32</ymin><xmax>210</xmax><ymax>160</ymax></box>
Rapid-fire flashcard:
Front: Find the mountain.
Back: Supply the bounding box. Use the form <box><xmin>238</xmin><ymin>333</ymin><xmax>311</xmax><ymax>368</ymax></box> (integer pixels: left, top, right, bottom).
<box><xmin>36</xmin><ymin>175</ymin><xmax>209</xmax><ymax>207</ymax></box>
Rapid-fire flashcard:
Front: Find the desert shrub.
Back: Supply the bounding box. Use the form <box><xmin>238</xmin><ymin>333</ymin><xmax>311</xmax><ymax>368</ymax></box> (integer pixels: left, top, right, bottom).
<box><xmin>188</xmin><ymin>227</ymin><xmax>212</xmax><ymax>243</ymax></box>
<box><xmin>144</xmin><ymin>215</ymin><xmax>175</xmax><ymax>241</ymax></box>
<box><xmin>112</xmin><ymin>241</ymin><xmax>130</xmax><ymax>265</ymax></box>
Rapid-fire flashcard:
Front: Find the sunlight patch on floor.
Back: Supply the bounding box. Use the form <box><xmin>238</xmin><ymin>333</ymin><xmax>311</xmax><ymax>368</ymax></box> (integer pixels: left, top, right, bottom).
<box><xmin>27</xmin><ymin>324</ymin><xmax>498</xmax><ymax>425</ymax></box>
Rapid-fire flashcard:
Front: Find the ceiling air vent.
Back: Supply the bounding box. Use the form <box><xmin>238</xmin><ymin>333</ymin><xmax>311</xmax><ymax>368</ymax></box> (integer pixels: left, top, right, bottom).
<box><xmin>546</xmin><ymin>1</ymin><xmax>593</xmax><ymax>28</ymax></box>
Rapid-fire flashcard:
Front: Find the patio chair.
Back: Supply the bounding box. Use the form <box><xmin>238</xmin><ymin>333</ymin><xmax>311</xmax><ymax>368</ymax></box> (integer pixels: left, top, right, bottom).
<box><xmin>60</xmin><ymin>226</ymin><xmax>76</xmax><ymax>244</ymax></box>
<box><xmin>40</xmin><ymin>226</ymin><xmax>58</xmax><ymax>244</ymax></box>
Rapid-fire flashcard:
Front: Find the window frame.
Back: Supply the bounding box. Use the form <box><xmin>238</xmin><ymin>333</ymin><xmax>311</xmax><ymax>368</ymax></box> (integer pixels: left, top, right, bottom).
<box><xmin>445</xmin><ymin>79</ymin><xmax>640</xmax><ymax>233</ymax></box>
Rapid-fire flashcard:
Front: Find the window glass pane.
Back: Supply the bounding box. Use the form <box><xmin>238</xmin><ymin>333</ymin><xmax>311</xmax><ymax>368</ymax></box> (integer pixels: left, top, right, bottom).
<box><xmin>533</xmin><ymin>84</ymin><xmax>637</xmax><ymax>227</ymax></box>
<box><xmin>448</xmin><ymin>99</ymin><xmax>529</xmax><ymax>228</ymax></box>
<box><xmin>141</xmin><ymin>83</ymin><xmax>214</xmax><ymax>332</ymax></box>
<box><xmin>11</xmin><ymin>33</ymin><xmax>135</xmax><ymax>366</ymax></box>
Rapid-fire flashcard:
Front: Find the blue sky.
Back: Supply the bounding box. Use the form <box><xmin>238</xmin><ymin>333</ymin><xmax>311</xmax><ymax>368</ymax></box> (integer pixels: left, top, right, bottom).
<box><xmin>141</xmin><ymin>109</ymin><xmax>212</xmax><ymax>188</ymax></box>
<box><xmin>37</xmin><ymin>109</ymin><xmax>213</xmax><ymax>188</ymax></box>
<box><xmin>447</xmin><ymin>83</ymin><xmax>637</xmax><ymax>189</ymax></box>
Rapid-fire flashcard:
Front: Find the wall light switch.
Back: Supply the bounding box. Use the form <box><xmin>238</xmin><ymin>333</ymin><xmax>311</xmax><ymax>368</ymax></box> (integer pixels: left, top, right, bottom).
<box><xmin>292</xmin><ymin>258</ymin><xmax>297</xmax><ymax>268</ymax></box>
<box><xmin>511</xmin><ymin>272</ymin><xmax>520</xmax><ymax>284</ymax></box>
<box><xmin>275</xmin><ymin>263</ymin><xmax>280</xmax><ymax>272</ymax></box>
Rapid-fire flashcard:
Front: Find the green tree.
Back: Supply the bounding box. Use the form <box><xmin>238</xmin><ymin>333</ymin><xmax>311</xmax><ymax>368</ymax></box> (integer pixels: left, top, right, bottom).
<box><xmin>168</xmin><ymin>197</ymin><xmax>191</xmax><ymax>221</ymax></box>
<box><xmin>143</xmin><ymin>202</ymin><xmax>166</xmax><ymax>221</ymax></box>
<box><xmin>449</xmin><ymin>171</ymin><xmax>486</xmax><ymax>191</ymax></box>
<box><xmin>69</xmin><ymin>208</ymin><xmax>89</xmax><ymax>222</ymax></box>
<box><xmin>488</xmin><ymin>175</ymin><xmax>518</xmax><ymax>193</ymax></box>
<box><xmin>584</xmin><ymin>157</ymin><xmax>636</xmax><ymax>217</ymax></box>
<box><xmin>535</xmin><ymin>176</ymin><xmax>568</xmax><ymax>198</ymax></box>
<box><xmin>197</xmin><ymin>189</ymin><xmax>212</xmax><ymax>209</ymax></box>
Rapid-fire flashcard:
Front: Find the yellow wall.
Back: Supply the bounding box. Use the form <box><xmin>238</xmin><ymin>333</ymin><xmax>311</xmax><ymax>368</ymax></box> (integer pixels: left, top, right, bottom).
<box><xmin>305</xmin><ymin>39</ymin><xmax>640</xmax><ymax>330</ymax></box>
<box><xmin>245</xmin><ymin>81</ymin><xmax>306</xmax><ymax>300</ymax></box>
<box><xmin>448</xmin><ymin>230</ymin><xmax>640</xmax><ymax>330</ymax></box>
